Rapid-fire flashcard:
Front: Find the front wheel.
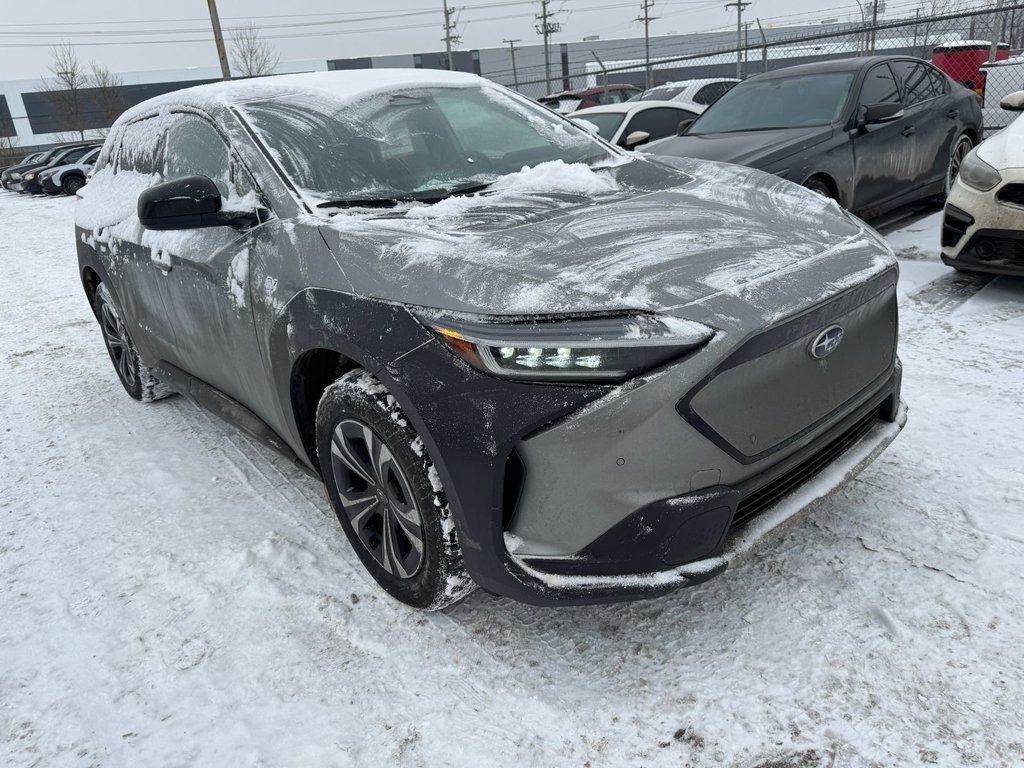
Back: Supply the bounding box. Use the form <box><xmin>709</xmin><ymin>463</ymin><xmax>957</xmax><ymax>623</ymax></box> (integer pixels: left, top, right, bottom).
<box><xmin>946</xmin><ymin>134</ymin><xmax>974</xmax><ymax>193</ymax></box>
<box><xmin>316</xmin><ymin>370</ymin><xmax>475</xmax><ymax>610</ymax></box>
<box><xmin>62</xmin><ymin>174</ymin><xmax>85</xmax><ymax>196</ymax></box>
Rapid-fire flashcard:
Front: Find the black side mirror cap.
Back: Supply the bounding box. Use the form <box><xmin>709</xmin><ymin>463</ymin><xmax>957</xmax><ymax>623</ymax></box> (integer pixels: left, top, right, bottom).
<box><xmin>862</xmin><ymin>102</ymin><xmax>905</xmax><ymax>125</ymax></box>
<box><xmin>138</xmin><ymin>175</ymin><xmax>261</xmax><ymax>231</ymax></box>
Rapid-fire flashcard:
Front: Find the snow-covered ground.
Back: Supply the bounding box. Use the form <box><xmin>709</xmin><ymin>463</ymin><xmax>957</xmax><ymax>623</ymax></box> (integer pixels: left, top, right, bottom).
<box><xmin>2</xmin><ymin>192</ymin><xmax>1023</xmax><ymax>768</ymax></box>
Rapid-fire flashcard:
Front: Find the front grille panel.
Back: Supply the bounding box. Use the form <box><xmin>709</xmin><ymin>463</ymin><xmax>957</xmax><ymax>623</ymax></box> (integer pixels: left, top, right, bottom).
<box><xmin>680</xmin><ymin>271</ymin><xmax>897</xmax><ymax>464</ymax></box>
<box><xmin>730</xmin><ymin>404</ymin><xmax>882</xmax><ymax>530</ymax></box>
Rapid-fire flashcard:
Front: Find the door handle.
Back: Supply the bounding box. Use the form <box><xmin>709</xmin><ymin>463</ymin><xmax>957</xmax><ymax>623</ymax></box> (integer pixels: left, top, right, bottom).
<box><xmin>901</xmin><ymin>125</ymin><xmax>916</xmax><ymax>137</ymax></box>
<box><xmin>151</xmin><ymin>249</ymin><xmax>172</xmax><ymax>272</ymax></box>
<box><xmin>946</xmin><ymin>109</ymin><xmax>959</xmax><ymax>119</ymax></box>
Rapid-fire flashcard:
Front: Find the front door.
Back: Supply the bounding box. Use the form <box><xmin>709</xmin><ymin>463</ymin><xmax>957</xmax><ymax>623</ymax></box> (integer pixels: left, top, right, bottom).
<box><xmin>850</xmin><ymin>62</ymin><xmax>916</xmax><ymax>213</ymax></box>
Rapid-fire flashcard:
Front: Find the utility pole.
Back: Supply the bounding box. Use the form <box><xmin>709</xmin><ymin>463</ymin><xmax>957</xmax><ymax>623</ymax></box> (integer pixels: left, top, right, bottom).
<box><xmin>725</xmin><ymin>1</ymin><xmax>751</xmax><ymax>79</ymax></box>
<box><xmin>442</xmin><ymin>1</ymin><xmax>461</xmax><ymax>71</ymax></box>
<box><xmin>504</xmin><ymin>39</ymin><xmax>521</xmax><ymax>90</ymax></box>
<box><xmin>535</xmin><ymin>0</ymin><xmax>562</xmax><ymax>95</ymax></box>
<box><xmin>990</xmin><ymin>0</ymin><xmax>1005</xmax><ymax>63</ymax></box>
<box><xmin>206</xmin><ymin>0</ymin><xmax>232</xmax><ymax>80</ymax></box>
<box><xmin>636</xmin><ymin>0</ymin><xmax>657</xmax><ymax>91</ymax></box>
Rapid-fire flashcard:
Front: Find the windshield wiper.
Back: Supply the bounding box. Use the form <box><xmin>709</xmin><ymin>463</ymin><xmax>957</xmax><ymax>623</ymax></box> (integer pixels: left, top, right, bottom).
<box><xmin>316</xmin><ymin>180</ymin><xmax>494</xmax><ymax>209</ymax></box>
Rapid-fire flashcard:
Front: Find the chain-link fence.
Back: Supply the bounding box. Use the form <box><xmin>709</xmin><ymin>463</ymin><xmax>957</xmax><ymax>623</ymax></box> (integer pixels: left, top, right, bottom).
<box><xmin>507</xmin><ymin>3</ymin><xmax>1024</xmax><ymax>130</ymax></box>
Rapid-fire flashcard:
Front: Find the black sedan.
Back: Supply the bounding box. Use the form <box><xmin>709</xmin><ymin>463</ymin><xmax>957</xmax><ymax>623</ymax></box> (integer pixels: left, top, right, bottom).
<box><xmin>644</xmin><ymin>56</ymin><xmax>983</xmax><ymax>219</ymax></box>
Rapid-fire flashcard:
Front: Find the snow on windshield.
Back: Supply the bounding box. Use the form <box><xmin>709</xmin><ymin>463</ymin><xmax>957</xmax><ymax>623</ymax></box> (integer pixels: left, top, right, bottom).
<box><xmin>237</xmin><ymin>83</ymin><xmax>616</xmax><ymax>207</ymax></box>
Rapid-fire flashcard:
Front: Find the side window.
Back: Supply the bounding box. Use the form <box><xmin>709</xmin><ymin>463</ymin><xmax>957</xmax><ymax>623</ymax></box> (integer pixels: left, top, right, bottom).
<box><xmin>164</xmin><ymin>116</ymin><xmax>230</xmax><ymax>195</ymax></box>
<box><xmin>58</xmin><ymin>146</ymin><xmax>92</xmax><ymax>164</ymax></box>
<box><xmin>693</xmin><ymin>82</ymin><xmax>731</xmax><ymax>105</ymax></box>
<box><xmin>624</xmin><ymin>108</ymin><xmax>698</xmax><ymax>142</ymax></box>
<box><xmin>859</xmin><ymin>63</ymin><xmax>901</xmax><ymax>108</ymax></box>
<box><xmin>926</xmin><ymin>65</ymin><xmax>949</xmax><ymax>96</ymax></box>
<box><xmin>893</xmin><ymin>62</ymin><xmax>939</xmax><ymax>105</ymax></box>
<box><xmin>116</xmin><ymin>118</ymin><xmax>167</xmax><ymax>174</ymax></box>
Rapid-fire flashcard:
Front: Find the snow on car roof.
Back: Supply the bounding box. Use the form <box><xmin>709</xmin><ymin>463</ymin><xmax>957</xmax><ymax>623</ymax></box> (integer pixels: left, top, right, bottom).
<box><xmin>118</xmin><ymin>68</ymin><xmax>486</xmax><ymax>121</ymax></box>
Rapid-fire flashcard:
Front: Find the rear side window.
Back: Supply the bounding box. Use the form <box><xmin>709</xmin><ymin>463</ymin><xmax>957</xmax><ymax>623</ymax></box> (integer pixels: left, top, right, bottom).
<box><xmin>693</xmin><ymin>81</ymin><xmax>734</xmax><ymax>105</ymax></box>
<box><xmin>892</xmin><ymin>61</ymin><xmax>943</xmax><ymax>105</ymax></box>
<box><xmin>116</xmin><ymin>118</ymin><xmax>167</xmax><ymax>174</ymax></box>
<box><xmin>164</xmin><ymin>116</ymin><xmax>231</xmax><ymax>195</ymax></box>
<box><xmin>859</xmin><ymin>63</ymin><xmax>900</xmax><ymax>107</ymax></box>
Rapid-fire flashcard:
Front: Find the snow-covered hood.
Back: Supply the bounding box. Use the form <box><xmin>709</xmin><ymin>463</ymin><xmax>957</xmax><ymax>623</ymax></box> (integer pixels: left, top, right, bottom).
<box><xmin>976</xmin><ymin>112</ymin><xmax>1024</xmax><ymax>170</ymax></box>
<box><xmin>317</xmin><ymin>156</ymin><xmax>894</xmax><ymax>329</ymax></box>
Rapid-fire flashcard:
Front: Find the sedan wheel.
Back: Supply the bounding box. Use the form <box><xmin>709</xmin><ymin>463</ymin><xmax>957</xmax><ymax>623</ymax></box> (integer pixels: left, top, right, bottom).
<box><xmin>94</xmin><ymin>283</ymin><xmax>173</xmax><ymax>402</ymax></box>
<box><xmin>316</xmin><ymin>370</ymin><xmax>475</xmax><ymax>610</ymax></box>
<box><xmin>946</xmin><ymin>135</ymin><xmax>974</xmax><ymax>193</ymax></box>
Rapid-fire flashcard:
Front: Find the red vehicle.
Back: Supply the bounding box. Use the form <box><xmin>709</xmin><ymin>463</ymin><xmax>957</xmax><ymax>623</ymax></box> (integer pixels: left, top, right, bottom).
<box><xmin>539</xmin><ymin>85</ymin><xmax>642</xmax><ymax>115</ymax></box>
<box><xmin>932</xmin><ymin>41</ymin><xmax>1009</xmax><ymax>101</ymax></box>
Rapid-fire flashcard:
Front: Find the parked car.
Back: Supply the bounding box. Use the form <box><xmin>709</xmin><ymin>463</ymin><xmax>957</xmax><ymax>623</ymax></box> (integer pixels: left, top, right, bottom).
<box><xmin>76</xmin><ymin>70</ymin><xmax>905</xmax><ymax>609</ymax></box>
<box><xmin>633</xmin><ymin>78</ymin><xmax>739</xmax><ymax>106</ymax></box>
<box><xmin>18</xmin><ymin>143</ymin><xmax>100</xmax><ymax>194</ymax></box>
<box><xmin>1</xmin><ymin>151</ymin><xmax>45</xmax><ymax>190</ymax></box>
<box><xmin>569</xmin><ymin>100</ymin><xmax>704</xmax><ymax>149</ymax></box>
<box><xmin>644</xmin><ymin>56</ymin><xmax>983</xmax><ymax>219</ymax></box>
<box><xmin>539</xmin><ymin>84</ymin><xmax>642</xmax><ymax>114</ymax></box>
<box><xmin>942</xmin><ymin>90</ymin><xmax>1024</xmax><ymax>276</ymax></box>
<box><xmin>38</xmin><ymin>146</ymin><xmax>100</xmax><ymax>196</ymax></box>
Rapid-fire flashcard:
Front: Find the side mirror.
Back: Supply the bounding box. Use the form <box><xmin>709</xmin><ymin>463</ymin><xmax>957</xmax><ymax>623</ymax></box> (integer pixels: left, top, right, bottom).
<box><xmin>622</xmin><ymin>130</ymin><xmax>651</xmax><ymax>149</ymax></box>
<box><xmin>138</xmin><ymin>175</ymin><xmax>260</xmax><ymax>231</ymax></box>
<box><xmin>1000</xmin><ymin>90</ymin><xmax>1024</xmax><ymax>111</ymax></box>
<box><xmin>862</xmin><ymin>102</ymin><xmax>904</xmax><ymax>125</ymax></box>
<box><xmin>677</xmin><ymin>119</ymin><xmax>695</xmax><ymax>136</ymax></box>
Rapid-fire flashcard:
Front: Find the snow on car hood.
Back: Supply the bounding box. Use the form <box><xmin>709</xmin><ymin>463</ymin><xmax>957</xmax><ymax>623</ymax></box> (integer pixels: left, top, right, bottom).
<box><xmin>316</xmin><ymin>155</ymin><xmax>895</xmax><ymax>329</ymax></box>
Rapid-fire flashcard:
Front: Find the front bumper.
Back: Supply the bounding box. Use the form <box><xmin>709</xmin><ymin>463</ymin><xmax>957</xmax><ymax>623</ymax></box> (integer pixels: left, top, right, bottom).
<box><xmin>39</xmin><ymin>175</ymin><xmax>62</xmax><ymax>195</ymax></box>
<box><xmin>511</xmin><ymin>384</ymin><xmax>905</xmax><ymax>603</ymax></box>
<box><xmin>941</xmin><ymin>174</ymin><xmax>1024</xmax><ymax>277</ymax></box>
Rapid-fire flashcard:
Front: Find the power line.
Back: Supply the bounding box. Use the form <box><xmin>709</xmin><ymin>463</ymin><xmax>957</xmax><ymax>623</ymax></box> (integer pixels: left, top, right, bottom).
<box><xmin>535</xmin><ymin>0</ymin><xmax>564</xmax><ymax>93</ymax></box>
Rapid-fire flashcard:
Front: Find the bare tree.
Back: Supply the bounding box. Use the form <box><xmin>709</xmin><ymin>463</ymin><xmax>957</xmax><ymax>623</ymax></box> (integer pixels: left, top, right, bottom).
<box><xmin>89</xmin><ymin>63</ymin><xmax>125</xmax><ymax>132</ymax></box>
<box><xmin>229</xmin><ymin>22</ymin><xmax>280</xmax><ymax>78</ymax></box>
<box><xmin>40</xmin><ymin>43</ymin><xmax>89</xmax><ymax>140</ymax></box>
<box><xmin>0</xmin><ymin>135</ymin><xmax>21</xmax><ymax>169</ymax></box>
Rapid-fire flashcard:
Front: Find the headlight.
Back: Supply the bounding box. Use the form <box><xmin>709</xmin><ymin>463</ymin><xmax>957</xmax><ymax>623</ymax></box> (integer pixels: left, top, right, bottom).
<box><xmin>423</xmin><ymin>314</ymin><xmax>715</xmax><ymax>382</ymax></box>
<box><xmin>958</xmin><ymin>149</ymin><xmax>1001</xmax><ymax>192</ymax></box>
<box><xmin>25</xmin><ymin>172</ymin><xmax>36</xmax><ymax>181</ymax></box>
<box><xmin>11</xmin><ymin>172</ymin><xmax>21</xmax><ymax>181</ymax></box>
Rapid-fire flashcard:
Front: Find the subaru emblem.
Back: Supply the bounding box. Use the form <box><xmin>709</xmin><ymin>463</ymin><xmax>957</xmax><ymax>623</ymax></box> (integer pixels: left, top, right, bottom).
<box><xmin>809</xmin><ymin>325</ymin><xmax>844</xmax><ymax>359</ymax></box>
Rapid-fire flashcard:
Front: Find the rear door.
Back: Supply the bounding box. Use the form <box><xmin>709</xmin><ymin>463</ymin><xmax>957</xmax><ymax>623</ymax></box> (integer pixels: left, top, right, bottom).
<box><xmin>150</xmin><ymin>113</ymin><xmax>272</xmax><ymax>414</ymax></box>
<box><xmin>891</xmin><ymin>60</ymin><xmax>960</xmax><ymax>188</ymax></box>
<box><xmin>850</xmin><ymin>62</ymin><xmax>915</xmax><ymax>212</ymax></box>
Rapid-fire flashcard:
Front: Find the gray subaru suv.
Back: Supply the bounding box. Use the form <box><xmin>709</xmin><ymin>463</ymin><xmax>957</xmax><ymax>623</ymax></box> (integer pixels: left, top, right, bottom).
<box><xmin>75</xmin><ymin>70</ymin><xmax>906</xmax><ymax>609</ymax></box>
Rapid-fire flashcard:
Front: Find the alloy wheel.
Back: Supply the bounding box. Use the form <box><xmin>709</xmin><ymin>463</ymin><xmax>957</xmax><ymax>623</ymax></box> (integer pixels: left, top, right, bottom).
<box><xmin>99</xmin><ymin>299</ymin><xmax>138</xmax><ymax>388</ymax></box>
<box><xmin>329</xmin><ymin>418</ymin><xmax>425</xmax><ymax>579</ymax></box>
<box><xmin>947</xmin><ymin>136</ymin><xmax>973</xmax><ymax>192</ymax></box>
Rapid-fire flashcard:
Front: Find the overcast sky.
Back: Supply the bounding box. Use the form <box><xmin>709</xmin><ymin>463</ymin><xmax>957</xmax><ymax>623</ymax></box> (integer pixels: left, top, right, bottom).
<box><xmin>0</xmin><ymin>0</ymin><xmax>949</xmax><ymax>82</ymax></box>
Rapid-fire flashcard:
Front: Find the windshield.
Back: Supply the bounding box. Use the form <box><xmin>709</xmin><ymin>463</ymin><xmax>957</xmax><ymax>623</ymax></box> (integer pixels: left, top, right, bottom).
<box><xmin>240</xmin><ymin>85</ymin><xmax>615</xmax><ymax>204</ymax></box>
<box><xmin>571</xmin><ymin>112</ymin><xmax>625</xmax><ymax>140</ymax></box>
<box><xmin>688</xmin><ymin>72</ymin><xmax>855</xmax><ymax>134</ymax></box>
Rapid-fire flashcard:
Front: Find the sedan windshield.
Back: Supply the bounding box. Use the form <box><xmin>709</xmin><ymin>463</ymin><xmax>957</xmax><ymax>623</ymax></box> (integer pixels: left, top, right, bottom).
<box><xmin>240</xmin><ymin>85</ymin><xmax>614</xmax><ymax>205</ymax></box>
<box><xmin>687</xmin><ymin>72</ymin><xmax>855</xmax><ymax>134</ymax></box>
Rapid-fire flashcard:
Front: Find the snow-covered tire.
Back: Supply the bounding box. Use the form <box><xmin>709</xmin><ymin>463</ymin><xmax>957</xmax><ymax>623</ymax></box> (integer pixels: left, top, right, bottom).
<box><xmin>316</xmin><ymin>370</ymin><xmax>475</xmax><ymax>610</ymax></box>
<box><xmin>94</xmin><ymin>283</ymin><xmax>174</xmax><ymax>403</ymax></box>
